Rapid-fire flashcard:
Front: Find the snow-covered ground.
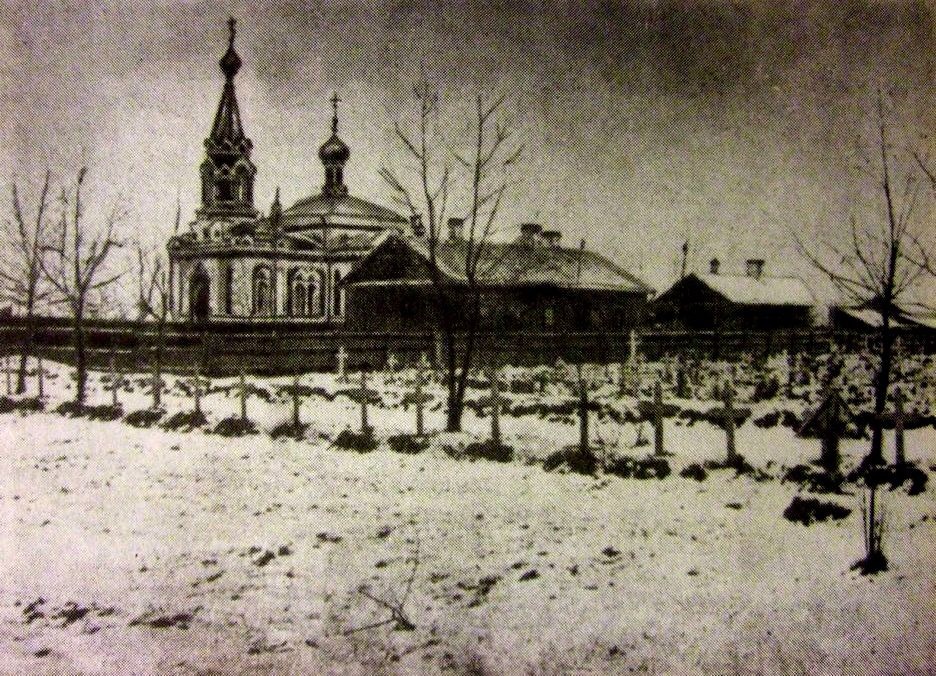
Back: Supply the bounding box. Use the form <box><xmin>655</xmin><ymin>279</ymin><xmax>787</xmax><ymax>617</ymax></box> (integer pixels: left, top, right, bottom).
<box><xmin>0</xmin><ymin>359</ymin><xmax>934</xmax><ymax>674</ymax></box>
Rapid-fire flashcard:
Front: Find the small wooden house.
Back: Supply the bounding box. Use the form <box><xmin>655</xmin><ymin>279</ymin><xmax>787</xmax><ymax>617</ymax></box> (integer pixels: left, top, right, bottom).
<box><xmin>651</xmin><ymin>258</ymin><xmax>814</xmax><ymax>331</ymax></box>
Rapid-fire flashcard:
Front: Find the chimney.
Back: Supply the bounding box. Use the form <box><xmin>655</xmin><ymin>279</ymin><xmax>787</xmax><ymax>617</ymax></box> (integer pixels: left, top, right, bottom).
<box><xmin>410</xmin><ymin>213</ymin><xmax>424</xmax><ymax>237</ymax></box>
<box><xmin>542</xmin><ymin>230</ymin><xmax>561</xmax><ymax>247</ymax></box>
<box><xmin>709</xmin><ymin>258</ymin><xmax>720</xmax><ymax>275</ymax></box>
<box><xmin>746</xmin><ymin>258</ymin><xmax>765</xmax><ymax>279</ymax></box>
<box><xmin>447</xmin><ymin>217</ymin><xmax>464</xmax><ymax>241</ymax></box>
<box><xmin>519</xmin><ymin>222</ymin><xmax>543</xmax><ymax>242</ymax></box>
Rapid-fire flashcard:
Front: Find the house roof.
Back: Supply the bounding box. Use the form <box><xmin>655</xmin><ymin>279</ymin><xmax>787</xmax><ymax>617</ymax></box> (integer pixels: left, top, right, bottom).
<box><xmin>835</xmin><ymin>307</ymin><xmax>936</xmax><ymax>331</ymax></box>
<box><xmin>345</xmin><ymin>234</ymin><xmax>653</xmax><ymax>294</ymax></box>
<box><xmin>690</xmin><ymin>272</ymin><xmax>814</xmax><ymax>307</ymax></box>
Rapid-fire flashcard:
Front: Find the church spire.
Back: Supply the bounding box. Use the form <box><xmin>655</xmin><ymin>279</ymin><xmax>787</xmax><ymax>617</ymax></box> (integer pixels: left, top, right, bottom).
<box><xmin>198</xmin><ymin>17</ymin><xmax>257</xmax><ymax>218</ymax></box>
<box><xmin>318</xmin><ymin>92</ymin><xmax>350</xmax><ymax>197</ymax></box>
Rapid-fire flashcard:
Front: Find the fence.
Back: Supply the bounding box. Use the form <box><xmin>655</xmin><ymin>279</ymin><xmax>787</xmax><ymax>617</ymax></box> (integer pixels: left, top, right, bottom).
<box><xmin>0</xmin><ymin>316</ymin><xmax>932</xmax><ymax>376</ymax></box>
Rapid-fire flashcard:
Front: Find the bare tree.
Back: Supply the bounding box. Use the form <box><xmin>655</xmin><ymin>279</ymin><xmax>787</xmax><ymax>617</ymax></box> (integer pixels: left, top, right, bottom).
<box><xmin>1</xmin><ymin>171</ymin><xmax>53</xmax><ymax>393</ymax></box>
<box><xmin>40</xmin><ymin>168</ymin><xmax>124</xmax><ymax>406</ymax></box>
<box><xmin>795</xmin><ymin>93</ymin><xmax>934</xmax><ymax>463</ymax></box>
<box><xmin>135</xmin><ymin>239</ymin><xmax>170</xmax><ymax>408</ymax></box>
<box><xmin>380</xmin><ymin>80</ymin><xmax>521</xmax><ymax>431</ymax></box>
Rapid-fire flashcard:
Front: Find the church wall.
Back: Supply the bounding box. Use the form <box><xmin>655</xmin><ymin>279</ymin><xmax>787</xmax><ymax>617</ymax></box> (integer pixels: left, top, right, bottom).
<box><xmin>170</xmin><ymin>253</ymin><xmax>356</xmax><ymax>323</ymax></box>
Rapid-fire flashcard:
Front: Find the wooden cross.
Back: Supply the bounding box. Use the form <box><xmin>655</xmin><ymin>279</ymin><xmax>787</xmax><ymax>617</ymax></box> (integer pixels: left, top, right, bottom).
<box><xmin>37</xmin><ymin>355</ymin><xmax>44</xmax><ymax>401</ymax></box>
<box><xmin>415</xmin><ymin>361</ymin><xmax>425</xmax><ymax>437</ymax></box>
<box><xmin>359</xmin><ymin>369</ymin><xmax>370</xmax><ymax>436</ymax></box>
<box><xmin>489</xmin><ymin>364</ymin><xmax>501</xmax><ymax>447</ymax></box>
<box><xmin>653</xmin><ymin>380</ymin><xmax>665</xmax><ymax>457</ymax></box>
<box><xmin>722</xmin><ymin>380</ymin><xmax>738</xmax><ymax>465</ymax></box>
<box><xmin>191</xmin><ymin>365</ymin><xmax>203</xmax><ymax>415</ymax></box>
<box><xmin>291</xmin><ymin>372</ymin><xmax>302</xmax><ymax>428</ymax></box>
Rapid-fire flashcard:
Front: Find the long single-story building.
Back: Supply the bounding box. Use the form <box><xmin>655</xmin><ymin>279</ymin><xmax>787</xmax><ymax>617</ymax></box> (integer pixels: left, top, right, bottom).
<box><xmin>341</xmin><ymin>222</ymin><xmax>653</xmax><ymax>333</ymax></box>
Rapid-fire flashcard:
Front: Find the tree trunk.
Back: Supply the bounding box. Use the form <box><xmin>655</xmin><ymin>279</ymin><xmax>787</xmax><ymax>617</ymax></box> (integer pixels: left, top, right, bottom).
<box><xmin>74</xmin><ymin>310</ymin><xmax>87</xmax><ymax>406</ymax></box>
<box><xmin>16</xmin><ymin>314</ymin><xmax>35</xmax><ymax>394</ymax></box>
<box><xmin>869</xmin><ymin>324</ymin><xmax>894</xmax><ymax>464</ymax></box>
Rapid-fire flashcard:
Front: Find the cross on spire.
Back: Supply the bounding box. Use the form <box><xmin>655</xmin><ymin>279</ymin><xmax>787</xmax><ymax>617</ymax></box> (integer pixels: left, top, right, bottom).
<box><xmin>228</xmin><ymin>17</ymin><xmax>237</xmax><ymax>45</ymax></box>
<box><xmin>330</xmin><ymin>91</ymin><xmax>341</xmax><ymax>133</ymax></box>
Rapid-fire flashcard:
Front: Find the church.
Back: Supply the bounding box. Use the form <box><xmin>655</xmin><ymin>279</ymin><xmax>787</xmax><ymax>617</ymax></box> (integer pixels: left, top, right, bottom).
<box><xmin>167</xmin><ymin>19</ymin><xmax>653</xmax><ymax>336</ymax></box>
<box><xmin>167</xmin><ymin>19</ymin><xmax>408</xmax><ymax>325</ymax></box>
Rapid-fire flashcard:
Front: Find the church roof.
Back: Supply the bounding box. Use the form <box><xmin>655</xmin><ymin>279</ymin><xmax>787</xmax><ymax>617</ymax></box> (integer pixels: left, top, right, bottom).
<box><xmin>344</xmin><ymin>233</ymin><xmax>653</xmax><ymax>293</ymax></box>
<box><xmin>280</xmin><ymin>193</ymin><xmax>407</xmax><ymax>230</ymax></box>
<box><xmin>207</xmin><ymin>19</ymin><xmax>250</xmax><ymax>154</ymax></box>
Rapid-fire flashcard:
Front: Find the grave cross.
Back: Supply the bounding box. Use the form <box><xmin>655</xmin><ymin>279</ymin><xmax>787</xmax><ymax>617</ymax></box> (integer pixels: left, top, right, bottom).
<box><xmin>414</xmin><ymin>361</ymin><xmax>425</xmax><ymax>437</ymax></box>
<box><xmin>652</xmin><ymin>380</ymin><xmax>665</xmax><ymax>457</ymax></box>
<box><xmin>722</xmin><ymin>380</ymin><xmax>738</xmax><ymax>465</ymax></box>
<box><xmin>191</xmin><ymin>365</ymin><xmax>203</xmax><ymax>414</ymax></box>
<box><xmin>359</xmin><ymin>368</ymin><xmax>371</xmax><ymax>437</ymax></box>
<box><xmin>489</xmin><ymin>364</ymin><xmax>501</xmax><ymax>447</ymax></box>
<box><xmin>797</xmin><ymin>384</ymin><xmax>853</xmax><ymax>473</ymax></box>
<box><xmin>37</xmin><ymin>355</ymin><xmax>44</xmax><ymax>401</ymax></box>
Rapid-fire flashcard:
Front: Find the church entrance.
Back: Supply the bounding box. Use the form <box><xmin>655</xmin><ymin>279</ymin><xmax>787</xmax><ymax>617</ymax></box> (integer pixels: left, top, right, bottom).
<box><xmin>189</xmin><ymin>267</ymin><xmax>211</xmax><ymax>322</ymax></box>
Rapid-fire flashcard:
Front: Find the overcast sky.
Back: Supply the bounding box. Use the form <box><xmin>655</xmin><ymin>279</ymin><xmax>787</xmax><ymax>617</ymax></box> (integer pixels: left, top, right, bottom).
<box><xmin>0</xmin><ymin>0</ymin><xmax>933</xmax><ymax>303</ymax></box>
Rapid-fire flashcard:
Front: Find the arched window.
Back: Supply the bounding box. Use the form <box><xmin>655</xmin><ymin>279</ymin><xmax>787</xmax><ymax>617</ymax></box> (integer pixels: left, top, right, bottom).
<box><xmin>318</xmin><ymin>270</ymin><xmax>327</xmax><ymax>317</ymax></box>
<box><xmin>296</xmin><ymin>284</ymin><xmax>307</xmax><ymax>318</ymax></box>
<box><xmin>306</xmin><ymin>279</ymin><xmax>317</xmax><ymax>317</ymax></box>
<box><xmin>189</xmin><ymin>265</ymin><xmax>210</xmax><ymax>322</ymax></box>
<box><xmin>224</xmin><ymin>265</ymin><xmax>234</xmax><ymax>315</ymax></box>
<box><xmin>252</xmin><ymin>265</ymin><xmax>271</xmax><ymax>315</ymax></box>
<box><xmin>333</xmin><ymin>270</ymin><xmax>343</xmax><ymax>316</ymax></box>
<box><xmin>286</xmin><ymin>269</ymin><xmax>302</xmax><ymax>317</ymax></box>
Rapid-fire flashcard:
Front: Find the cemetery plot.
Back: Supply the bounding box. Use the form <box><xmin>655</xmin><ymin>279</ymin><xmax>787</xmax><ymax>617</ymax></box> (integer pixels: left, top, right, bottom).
<box><xmin>0</xmin><ymin>352</ymin><xmax>933</xmax><ymax>674</ymax></box>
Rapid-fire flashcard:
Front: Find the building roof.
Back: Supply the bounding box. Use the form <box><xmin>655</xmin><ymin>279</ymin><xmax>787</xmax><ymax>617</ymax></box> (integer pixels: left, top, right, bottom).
<box><xmin>690</xmin><ymin>272</ymin><xmax>814</xmax><ymax>307</ymax></box>
<box><xmin>345</xmin><ymin>234</ymin><xmax>653</xmax><ymax>293</ymax></box>
<box><xmin>280</xmin><ymin>193</ymin><xmax>407</xmax><ymax>231</ymax></box>
<box><xmin>834</xmin><ymin>307</ymin><xmax>936</xmax><ymax>331</ymax></box>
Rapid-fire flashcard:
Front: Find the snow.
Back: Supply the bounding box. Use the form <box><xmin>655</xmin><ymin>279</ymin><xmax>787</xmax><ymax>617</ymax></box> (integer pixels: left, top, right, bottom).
<box><xmin>0</xmin><ymin>357</ymin><xmax>934</xmax><ymax>674</ymax></box>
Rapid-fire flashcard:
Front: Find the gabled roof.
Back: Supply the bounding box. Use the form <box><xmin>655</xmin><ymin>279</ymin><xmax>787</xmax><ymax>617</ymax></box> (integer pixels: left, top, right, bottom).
<box><xmin>689</xmin><ymin>272</ymin><xmax>814</xmax><ymax>307</ymax></box>
<box><xmin>344</xmin><ymin>234</ymin><xmax>653</xmax><ymax>294</ymax></box>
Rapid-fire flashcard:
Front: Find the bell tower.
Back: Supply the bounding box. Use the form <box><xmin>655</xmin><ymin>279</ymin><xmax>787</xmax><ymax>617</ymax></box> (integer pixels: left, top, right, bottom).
<box><xmin>198</xmin><ymin>18</ymin><xmax>257</xmax><ymax>218</ymax></box>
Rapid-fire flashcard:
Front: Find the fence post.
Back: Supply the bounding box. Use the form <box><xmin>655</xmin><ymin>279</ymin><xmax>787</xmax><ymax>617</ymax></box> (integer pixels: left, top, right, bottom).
<box><xmin>4</xmin><ymin>354</ymin><xmax>11</xmax><ymax>395</ymax></box>
<box><xmin>894</xmin><ymin>387</ymin><xmax>905</xmax><ymax>465</ymax></box>
<box><xmin>653</xmin><ymin>380</ymin><xmax>664</xmax><ymax>457</ymax></box>
<box><xmin>579</xmin><ymin>381</ymin><xmax>589</xmax><ymax>455</ymax></box>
